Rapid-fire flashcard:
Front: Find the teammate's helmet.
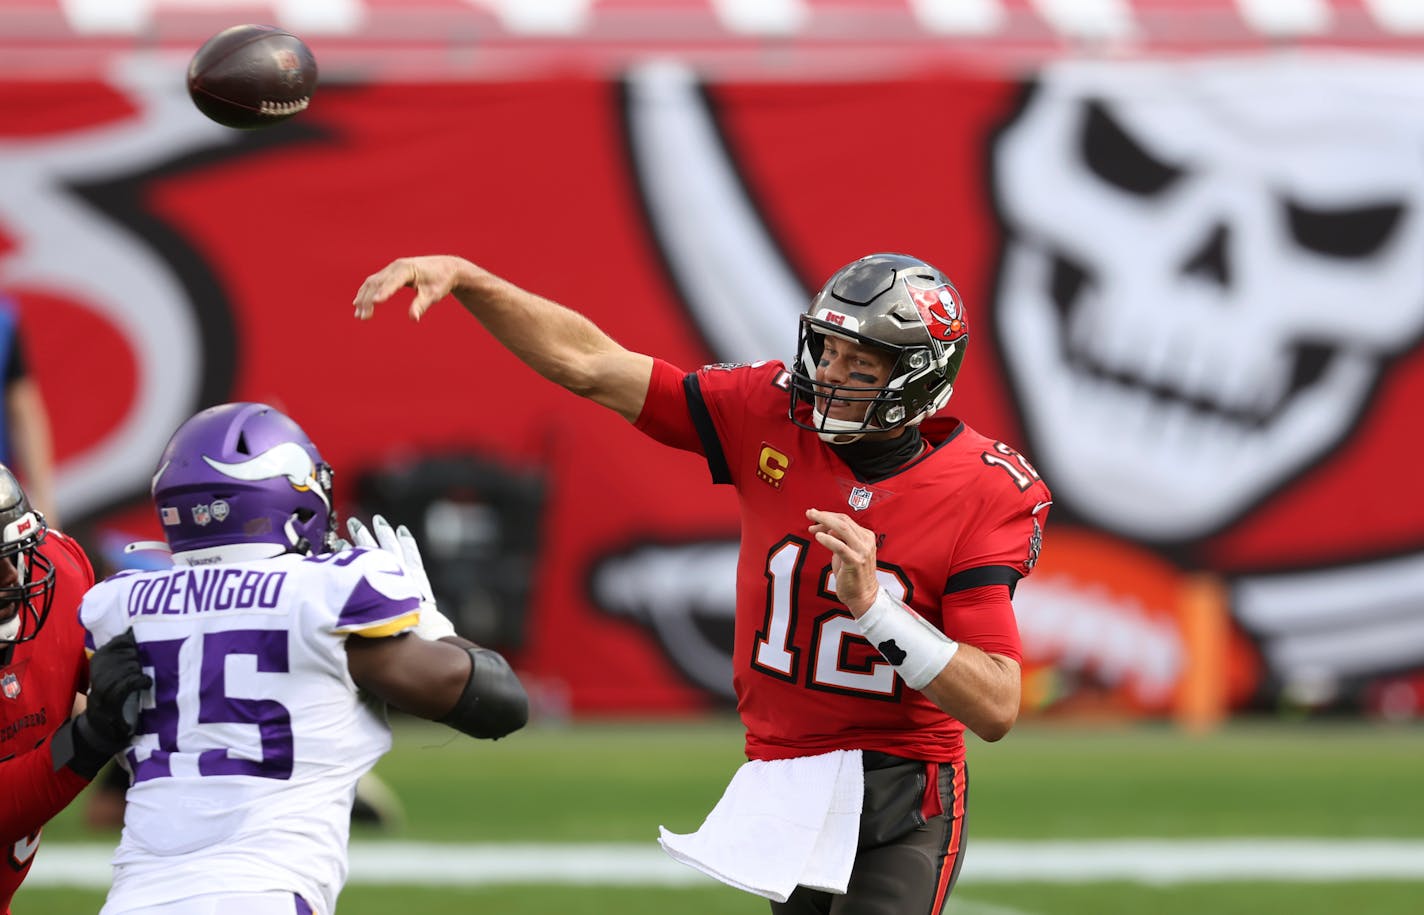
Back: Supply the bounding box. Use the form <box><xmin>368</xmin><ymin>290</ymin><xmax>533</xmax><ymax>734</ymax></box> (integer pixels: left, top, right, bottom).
<box><xmin>0</xmin><ymin>464</ymin><xmax>55</xmax><ymax>645</ymax></box>
<box><xmin>151</xmin><ymin>402</ymin><xmax>337</xmax><ymax>559</ymax></box>
<box><xmin>790</xmin><ymin>252</ymin><xmax>969</xmax><ymax>442</ymax></box>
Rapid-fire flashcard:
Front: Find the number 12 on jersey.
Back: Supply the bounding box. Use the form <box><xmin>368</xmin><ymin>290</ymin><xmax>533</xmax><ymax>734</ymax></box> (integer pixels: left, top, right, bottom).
<box><xmin>753</xmin><ymin>536</ymin><xmax>909</xmax><ymax>699</ymax></box>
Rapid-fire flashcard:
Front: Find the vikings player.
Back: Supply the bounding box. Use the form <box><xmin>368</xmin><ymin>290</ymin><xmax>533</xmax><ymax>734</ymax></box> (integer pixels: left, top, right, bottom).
<box><xmin>81</xmin><ymin>402</ymin><xmax>528</xmax><ymax>915</ymax></box>
<box><xmin>353</xmin><ymin>252</ymin><xmax>1050</xmax><ymax>915</ymax></box>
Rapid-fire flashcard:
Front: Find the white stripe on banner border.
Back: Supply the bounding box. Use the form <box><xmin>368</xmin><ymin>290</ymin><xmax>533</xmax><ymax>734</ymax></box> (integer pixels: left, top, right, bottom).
<box><xmin>26</xmin><ymin>839</ymin><xmax>1424</xmax><ymax>888</ymax></box>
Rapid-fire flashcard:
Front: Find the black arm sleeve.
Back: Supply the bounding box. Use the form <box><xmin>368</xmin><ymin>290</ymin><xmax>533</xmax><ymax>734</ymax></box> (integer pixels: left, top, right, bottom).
<box><xmin>439</xmin><ymin>647</ymin><xmax>530</xmax><ymax>740</ymax></box>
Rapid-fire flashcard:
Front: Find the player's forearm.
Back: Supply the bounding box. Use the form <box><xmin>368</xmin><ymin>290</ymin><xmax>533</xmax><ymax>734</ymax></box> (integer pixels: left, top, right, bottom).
<box><xmin>921</xmin><ymin>646</ymin><xmax>1021</xmax><ymax>742</ymax></box>
<box><xmin>448</xmin><ymin>263</ymin><xmax>652</xmax><ymax>417</ymax></box>
<box><xmin>850</xmin><ymin>585</ymin><xmax>1018</xmax><ymax>738</ymax></box>
<box><xmin>346</xmin><ymin>631</ymin><xmax>527</xmax><ymax>739</ymax></box>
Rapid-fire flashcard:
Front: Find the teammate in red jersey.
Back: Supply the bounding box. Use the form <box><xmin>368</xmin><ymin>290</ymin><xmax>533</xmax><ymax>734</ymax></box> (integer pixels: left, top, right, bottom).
<box><xmin>353</xmin><ymin>251</ymin><xmax>1050</xmax><ymax>914</ymax></box>
<box><xmin>0</xmin><ymin>464</ymin><xmax>150</xmax><ymax>914</ymax></box>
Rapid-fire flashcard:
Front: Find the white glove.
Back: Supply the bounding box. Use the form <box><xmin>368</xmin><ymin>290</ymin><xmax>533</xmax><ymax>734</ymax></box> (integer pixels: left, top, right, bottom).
<box><xmin>346</xmin><ymin>514</ymin><xmax>458</xmax><ymax>641</ymax></box>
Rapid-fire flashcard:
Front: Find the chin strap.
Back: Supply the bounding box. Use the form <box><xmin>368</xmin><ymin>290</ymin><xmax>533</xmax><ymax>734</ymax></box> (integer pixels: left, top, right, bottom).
<box><xmin>809</xmin><ymin>407</ymin><xmax>874</xmax><ymax>444</ymax></box>
<box><xmin>284</xmin><ymin>516</ymin><xmax>312</xmax><ymax>555</ymax></box>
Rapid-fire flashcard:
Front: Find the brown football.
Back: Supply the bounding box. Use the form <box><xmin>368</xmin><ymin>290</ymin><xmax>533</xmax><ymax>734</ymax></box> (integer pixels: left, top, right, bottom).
<box><xmin>186</xmin><ymin>24</ymin><xmax>317</xmax><ymax>130</ymax></box>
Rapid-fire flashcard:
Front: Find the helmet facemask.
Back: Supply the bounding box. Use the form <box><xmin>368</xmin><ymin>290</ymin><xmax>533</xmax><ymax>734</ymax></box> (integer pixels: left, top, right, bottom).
<box><xmin>790</xmin><ymin>322</ymin><xmax>938</xmax><ymax>443</ymax></box>
<box><xmin>0</xmin><ymin>508</ymin><xmax>55</xmax><ymax>645</ymax></box>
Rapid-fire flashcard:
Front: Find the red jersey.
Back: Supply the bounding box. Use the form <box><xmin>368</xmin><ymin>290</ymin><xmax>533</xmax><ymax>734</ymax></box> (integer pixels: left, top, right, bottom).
<box><xmin>0</xmin><ymin>532</ymin><xmax>96</xmax><ymax>914</ymax></box>
<box><xmin>637</xmin><ymin>359</ymin><xmax>1050</xmax><ymax>763</ymax></box>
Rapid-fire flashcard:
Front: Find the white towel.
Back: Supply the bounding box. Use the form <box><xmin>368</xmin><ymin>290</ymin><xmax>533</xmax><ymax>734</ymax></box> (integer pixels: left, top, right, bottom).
<box><xmin>657</xmin><ymin>749</ymin><xmax>863</xmax><ymax>902</ymax></box>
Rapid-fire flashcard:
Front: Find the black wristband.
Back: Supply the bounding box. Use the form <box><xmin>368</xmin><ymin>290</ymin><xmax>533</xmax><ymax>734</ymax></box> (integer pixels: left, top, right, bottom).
<box><xmin>49</xmin><ymin>717</ymin><xmax>118</xmax><ymax>780</ymax></box>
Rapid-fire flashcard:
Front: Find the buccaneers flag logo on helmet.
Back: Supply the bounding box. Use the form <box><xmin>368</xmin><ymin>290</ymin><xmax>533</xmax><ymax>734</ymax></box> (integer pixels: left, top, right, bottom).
<box><xmin>906</xmin><ymin>282</ymin><xmax>967</xmax><ymax>343</ymax></box>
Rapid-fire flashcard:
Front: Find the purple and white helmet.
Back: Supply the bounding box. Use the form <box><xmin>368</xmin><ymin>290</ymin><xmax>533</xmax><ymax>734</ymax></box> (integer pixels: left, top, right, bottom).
<box><xmin>151</xmin><ymin>402</ymin><xmax>337</xmax><ymax>560</ymax></box>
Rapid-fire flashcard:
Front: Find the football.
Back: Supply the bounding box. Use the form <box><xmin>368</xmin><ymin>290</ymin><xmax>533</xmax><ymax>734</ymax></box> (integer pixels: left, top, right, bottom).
<box><xmin>186</xmin><ymin>24</ymin><xmax>317</xmax><ymax>130</ymax></box>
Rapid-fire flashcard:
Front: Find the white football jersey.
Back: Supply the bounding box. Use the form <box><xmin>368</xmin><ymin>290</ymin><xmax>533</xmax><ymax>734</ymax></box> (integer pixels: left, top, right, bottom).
<box><xmin>80</xmin><ymin>547</ymin><xmax>424</xmax><ymax>915</ymax></box>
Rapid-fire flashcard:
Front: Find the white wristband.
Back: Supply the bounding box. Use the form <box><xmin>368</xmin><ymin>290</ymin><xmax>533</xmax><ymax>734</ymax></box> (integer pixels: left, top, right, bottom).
<box><xmin>413</xmin><ymin>601</ymin><xmax>458</xmax><ymax>642</ymax></box>
<box><xmin>854</xmin><ymin>588</ymin><xmax>959</xmax><ymax>690</ymax></box>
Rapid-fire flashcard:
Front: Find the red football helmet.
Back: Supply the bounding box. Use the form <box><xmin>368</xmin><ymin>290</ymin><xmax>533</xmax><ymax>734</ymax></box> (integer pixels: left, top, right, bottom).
<box><xmin>790</xmin><ymin>253</ymin><xmax>968</xmax><ymax>442</ymax></box>
<box><xmin>0</xmin><ymin>463</ymin><xmax>55</xmax><ymax>645</ymax></box>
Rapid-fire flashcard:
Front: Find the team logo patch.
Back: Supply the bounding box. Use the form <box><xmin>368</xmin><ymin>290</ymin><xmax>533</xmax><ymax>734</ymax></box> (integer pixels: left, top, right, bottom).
<box><xmin>757</xmin><ymin>444</ymin><xmax>790</xmax><ymax>489</ymax></box>
<box><xmin>1</xmin><ymin>672</ymin><xmax>19</xmax><ymax>699</ymax></box>
<box><xmin>905</xmin><ymin>282</ymin><xmax>967</xmax><ymax>343</ymax></box>
<box><xmin>192</xmin><ymin>504</ymin><xmax>212</xmax><ymax>526</ymax></box>
<box><xmin>848</xmin><ymin>486</ymin><xmax>874</xmax><ymax>511</ymax></box>
<box><xmin>210</xmin><ymin>499</ymin><xmax>230</xmax><ymax>522</ymax></box>
<box><xmin>1026</xmin><ymin>518</ymin><xmax>1043</xmax><ymax>571</ymax></box>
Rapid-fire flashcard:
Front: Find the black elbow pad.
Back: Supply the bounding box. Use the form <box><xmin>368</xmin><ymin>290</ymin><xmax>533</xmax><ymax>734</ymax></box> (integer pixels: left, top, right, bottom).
<box><xmin>440</xmin><ymin>647</ymin><xmax>530</xmax><ymax>740</ymax></box>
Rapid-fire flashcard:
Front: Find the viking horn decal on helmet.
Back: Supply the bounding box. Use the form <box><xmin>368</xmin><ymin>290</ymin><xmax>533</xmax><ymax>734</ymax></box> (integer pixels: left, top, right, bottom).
<box><xmin>203</xmin><ymin>442</ymin><xmax>330</xmax><ymax>507</ymax></box>
<box><xmin>150</xmin><ymin>459</ymin><xmax>171</xmax><ymax>491</ymax></box>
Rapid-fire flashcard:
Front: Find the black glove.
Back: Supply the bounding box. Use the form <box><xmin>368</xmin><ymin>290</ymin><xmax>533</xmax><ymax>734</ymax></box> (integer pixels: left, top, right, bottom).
<box><xmin>51</xmin><ymin>628</ymin><xmax>152</xmax><ymax>778</ymax></box>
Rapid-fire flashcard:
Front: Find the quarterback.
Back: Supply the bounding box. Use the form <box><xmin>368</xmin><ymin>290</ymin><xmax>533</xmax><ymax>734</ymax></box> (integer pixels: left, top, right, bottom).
<box><xmin>353</xmin><ymin>252</ymin><xmax>1050</xmax><ymax>914</ymax></box>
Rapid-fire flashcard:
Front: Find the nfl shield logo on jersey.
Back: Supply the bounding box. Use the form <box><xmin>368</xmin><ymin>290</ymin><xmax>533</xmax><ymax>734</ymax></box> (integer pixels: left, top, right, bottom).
<box><xmin>2</xmin><ymin>672</ymin><xmax>19</xmax><ymax>699</ymax></box>
<box><xmin>848</xmin><ymin>486</ymin><xmax>873</xmax><ymax>511</ymax></box>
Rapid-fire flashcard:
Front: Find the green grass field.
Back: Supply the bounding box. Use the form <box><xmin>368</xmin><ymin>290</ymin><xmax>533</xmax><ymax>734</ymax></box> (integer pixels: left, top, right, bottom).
<box><xmin>18</xmin><ymin>716</ymin><xmax>1424</xmax><ymax>914</ymax></box>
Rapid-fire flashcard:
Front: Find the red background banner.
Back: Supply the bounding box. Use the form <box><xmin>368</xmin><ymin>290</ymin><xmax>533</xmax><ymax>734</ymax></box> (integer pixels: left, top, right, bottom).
<box><xmin>4</xmin><ymin>62</ymin><xmax>1423</xmax><ymax>718</ymax></box>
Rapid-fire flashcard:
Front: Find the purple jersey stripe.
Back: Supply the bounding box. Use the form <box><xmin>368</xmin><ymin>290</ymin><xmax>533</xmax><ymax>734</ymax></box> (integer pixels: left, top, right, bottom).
<box><xmin>335</xmin><ymin>576</ymin><xmax>421</xmax><ymax>631</ymax></box>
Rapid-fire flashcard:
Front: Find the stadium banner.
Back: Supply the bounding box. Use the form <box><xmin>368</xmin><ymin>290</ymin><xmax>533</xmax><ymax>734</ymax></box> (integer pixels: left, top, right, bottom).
<box><xmin>3</xmin><ymin>57</ymin><xmax>1423</xmax><ymax>720</ymax></box>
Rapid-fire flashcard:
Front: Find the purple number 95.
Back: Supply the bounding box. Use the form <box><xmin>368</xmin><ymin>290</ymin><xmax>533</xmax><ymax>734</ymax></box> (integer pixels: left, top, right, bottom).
<box><xmin>127</xmin><ymin>628</ymin><xmax>294</xmax><ymax>782</ymax></box>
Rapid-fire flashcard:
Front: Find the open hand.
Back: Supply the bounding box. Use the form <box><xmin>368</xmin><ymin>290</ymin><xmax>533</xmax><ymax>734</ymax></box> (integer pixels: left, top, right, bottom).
<box><xmin>352</xmin><ymin>255</ymin><xmax>475</xmax><ymax>322</ymax></box>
